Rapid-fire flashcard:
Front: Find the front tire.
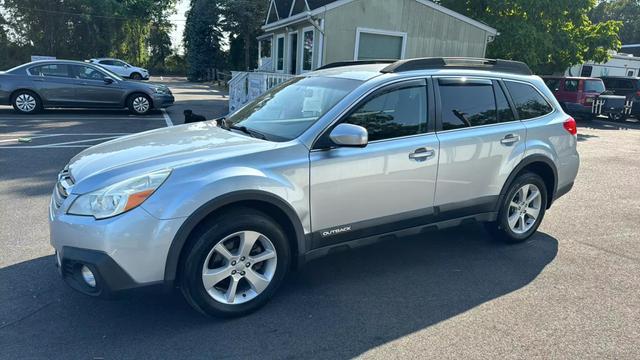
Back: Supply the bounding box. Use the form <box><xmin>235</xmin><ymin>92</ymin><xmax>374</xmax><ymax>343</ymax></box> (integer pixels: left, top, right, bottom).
<box><xmin>130</xmin><ymin>72</ymin><xmax>142</xmax><ymax>80</ymax></box>
<box><xmin>127</xmin><ymin>94</ymin><xmax>152</xmax><ymax>115</ymax></box>
<box><xmin>486</xmin><ymin>172</ymin><xmax>548</xmax><ymax>243</ymax></box>
<box><xmin>12</xmin><ymin>91</ymin><xmax>42</xmax><ymax>114</ymax></box>
<box><xmin>180</xmin><ymin>208</ymin><xmax>291</xmax><ymax>317</ymax></box>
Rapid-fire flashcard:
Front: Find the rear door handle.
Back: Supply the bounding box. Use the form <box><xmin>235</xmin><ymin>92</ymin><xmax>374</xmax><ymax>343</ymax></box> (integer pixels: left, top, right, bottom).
<box><xmin>409</xmin><ymin>148</ymin><xmax>436</xmax><ymax>161</ymax></box>
<box><xmin>500</xmin><ymin>134</ymin><xmax>520</xmax><ymax>145</ymax></box>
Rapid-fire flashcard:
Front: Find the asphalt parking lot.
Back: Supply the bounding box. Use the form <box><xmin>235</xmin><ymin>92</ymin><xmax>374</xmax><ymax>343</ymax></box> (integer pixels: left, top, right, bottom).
<box><xmin>0</xmin><ymin>82</ymin><xmax>639</xmax><ymax>359</ymax></box>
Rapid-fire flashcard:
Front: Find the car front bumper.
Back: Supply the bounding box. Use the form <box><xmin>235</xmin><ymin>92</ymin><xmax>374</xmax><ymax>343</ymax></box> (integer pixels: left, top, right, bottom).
<box><xmin>49</xmin><ymin>193</ymin><xmax>185</xmax><ymax>297</ymax></box>
<box><xmin>153</xmin><ymin>93</ymin><xmax>175</xmax><ymax>108</ymax></box>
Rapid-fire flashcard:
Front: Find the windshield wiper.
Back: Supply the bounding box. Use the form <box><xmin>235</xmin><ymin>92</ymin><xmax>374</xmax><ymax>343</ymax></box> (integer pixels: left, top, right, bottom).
<box><xmin>232</xmin><ymin>125</ymin><xmax>267</xmax><ymax>140</ymax></box>
<box><xmin>219</xmin><ymin>119</ymin><xmax>267</xmax><ymax>140</ymax></box>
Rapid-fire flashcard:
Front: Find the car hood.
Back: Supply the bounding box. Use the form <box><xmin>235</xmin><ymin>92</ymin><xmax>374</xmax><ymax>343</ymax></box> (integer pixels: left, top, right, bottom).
<box><xmin>68</xmin><ymin>121</ymin><xmax>275</xmax><ymax>192</ymax></box>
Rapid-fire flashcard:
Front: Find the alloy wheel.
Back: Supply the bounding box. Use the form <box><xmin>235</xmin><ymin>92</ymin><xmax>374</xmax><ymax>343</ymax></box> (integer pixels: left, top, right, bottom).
<box><xmin>15</xmin><ymin>94</ymin><xmax>36</xmax><ymax>112</ymax></box>
<box><xmin>201</xmin><ymin>231</ymin><xmax>278</xmax><ymax>305</ymax></box>
<box><xmin>507</xmin><ymin>184</ymin><xmax>542</xmax><ymax>234</ymax></box>
<box><xmin>132</xmin><ymin>96</ymin><xmax>150</xmax><ymax>114</ymax></box>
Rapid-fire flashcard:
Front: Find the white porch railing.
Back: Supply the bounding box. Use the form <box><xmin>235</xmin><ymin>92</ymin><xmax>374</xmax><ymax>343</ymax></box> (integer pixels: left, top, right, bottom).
<box><xmin>228</xmin><ymin>71</ymin><xmax>295</xmax><ymax>113</ymax></box>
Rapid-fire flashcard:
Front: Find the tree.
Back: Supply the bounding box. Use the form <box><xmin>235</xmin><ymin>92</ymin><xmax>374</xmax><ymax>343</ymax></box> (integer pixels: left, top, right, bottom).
<box><xmin>221</xmin><ymin>0</ymin><xmax>268</xmax><ymax>71</ymax></box>
<box><xmin>1</xmin><ymin>0</ymin><xmax>176</xmax><ymax>69</ymax></box>
<box><xmin>436</xmin><ymin>0</ymin><xmax>622</xmax><ymax>74</ymax></box>
<box><xmin>592</xmin><ymin>0</ymin><xmax>640</xmax><ymax>45</ymax></box>
<box><xmin>184</xmin><ymin>0</ymin><xmax>224</xmax><ymax>81</ymax></box>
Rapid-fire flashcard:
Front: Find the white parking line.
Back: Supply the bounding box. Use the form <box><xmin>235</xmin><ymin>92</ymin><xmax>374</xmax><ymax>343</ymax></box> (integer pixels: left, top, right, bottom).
<box><xmin>162</xmin><ymin>109</ymin><xmax>173</xmax><ymax>127</ymax></box>
<box><xmin>0</xmin><ymin>133</ymin><xmax>127</xmax><ymax>149</ymax></box>
<box><xmin>0</xmin><ymin>133</ymin><xmax>129</xmax><ymax>144</ymax></box>
<box><xmin>0</xmin><ymin>117</ymin><xmax>166</xmax><ymax>122</ymax></box>
<box><xmin>0</xmin><ymin>145</ymin><xmax>93</xmax><ymax>149</ymax></box>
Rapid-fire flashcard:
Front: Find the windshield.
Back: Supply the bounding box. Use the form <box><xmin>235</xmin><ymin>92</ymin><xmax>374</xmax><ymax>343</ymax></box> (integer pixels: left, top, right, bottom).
<box><xmin>584</xmin><ymin>80</ymin><xmax>605</xmax><ymax>93</ymax></box>
<box><xmin>226</xmin><ymin>76</ymin><xmax>363</xmax><ymax>142</ymax></box>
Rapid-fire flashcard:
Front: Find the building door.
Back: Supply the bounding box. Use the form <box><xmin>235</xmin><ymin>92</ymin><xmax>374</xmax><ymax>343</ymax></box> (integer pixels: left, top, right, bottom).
<box><xmin>288</xmin><ymin>32</ymin><xmax>298</xmax><ymax>75</ymax></box>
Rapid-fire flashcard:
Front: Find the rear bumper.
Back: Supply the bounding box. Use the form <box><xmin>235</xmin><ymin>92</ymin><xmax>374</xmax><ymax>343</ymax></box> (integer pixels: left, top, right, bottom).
<box><xmin>553</xmin><ymin>181</ymin><xmax>574</xmax><ymax>203</ymax></box>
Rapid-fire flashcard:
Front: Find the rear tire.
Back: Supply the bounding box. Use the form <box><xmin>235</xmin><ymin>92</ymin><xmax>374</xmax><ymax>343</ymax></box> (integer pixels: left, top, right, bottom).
<box><xmin>486</xmin><ymin>172</ymin><xmax>548</xmax><ymax>243</ymax></box>
<box><xmin>127</xmin><ymin>94</ymin><xmax>152</xmax><ymax>115</ymax></box>
<box><xmin>12</xmin><ymin>90</ymin><xmax>42</xmax><ymax>114</ymax></box>
<box><xmin>180</xmin><ymin>208</ymin><xmax>291</xmax><ymax>317</ymax></box>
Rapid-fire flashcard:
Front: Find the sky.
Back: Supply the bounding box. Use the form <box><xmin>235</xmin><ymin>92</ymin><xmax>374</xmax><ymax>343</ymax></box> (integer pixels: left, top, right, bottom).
<box><xmin>169</xmin><ymin>0</ymin><xmax>189</xmax><ymax>53</ymax></box>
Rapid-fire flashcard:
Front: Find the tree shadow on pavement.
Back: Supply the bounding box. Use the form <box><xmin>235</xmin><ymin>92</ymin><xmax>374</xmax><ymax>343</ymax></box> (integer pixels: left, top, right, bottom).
<box><xmin>0</xmin><ymin>225</ymin><xmax>558</xmax><ymax>359</ymax></box>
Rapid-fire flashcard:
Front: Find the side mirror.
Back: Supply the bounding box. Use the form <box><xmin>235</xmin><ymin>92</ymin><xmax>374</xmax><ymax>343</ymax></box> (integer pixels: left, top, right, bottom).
<box><xmin>103</xmin><ymin>77</ymin><xmax>114</xmax><ymax>84</ymax></box>
<box><xmin>329</xmin><ymin>123</ymin><xmax>368</xmax><ymax>147</ymax></box>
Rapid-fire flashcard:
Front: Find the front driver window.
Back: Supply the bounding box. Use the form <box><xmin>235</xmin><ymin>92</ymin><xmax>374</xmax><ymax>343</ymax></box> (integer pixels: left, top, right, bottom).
<box><xmin>73</xmin><ymin>65</ymin><xmax>106</xmax><ymax>80</ymax></box>
<box><xmin>343</xmin><ymin>82</ymin><xmax>427</xmax><ymax>141</ymax></box>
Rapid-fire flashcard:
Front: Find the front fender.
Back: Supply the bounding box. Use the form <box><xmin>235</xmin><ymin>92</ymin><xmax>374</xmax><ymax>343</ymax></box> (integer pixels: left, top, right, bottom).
<box><xmin>161</xmin><ymin>189</ymin><xmax>307</xmax><ymax>284</ymax></box>
<box><xmin>141</xmin><ymin>166</ymin><xmax>308</xmax><ymax>226</ymax></box>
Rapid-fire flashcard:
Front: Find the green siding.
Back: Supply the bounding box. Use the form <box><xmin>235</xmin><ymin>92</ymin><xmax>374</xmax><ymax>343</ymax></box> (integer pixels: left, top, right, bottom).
<box><xmin>322</xmin><ymin>0</ymin><xmax>490</xmax><ymax>64</ymax></box>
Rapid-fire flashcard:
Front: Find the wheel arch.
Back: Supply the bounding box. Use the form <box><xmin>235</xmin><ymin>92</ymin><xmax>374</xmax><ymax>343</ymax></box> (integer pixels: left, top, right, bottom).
<box><xmin>126</xmin><ymin>91</ymin><xmax>154</xmax><ymax>109</ymax></box>
<box><xmin>498</xmin><ymin>155</ymin><xmax>558</xmax><ymax>211</ymax></box>
<box><xmin>10</xmin><ymin>88</ymin><xmax>43</xmax><ymax>104</ymax></box>
<box><xmin>164</xmin><ymin>190</ymin><xmax>306</xmax><ymax>286</ymax></box>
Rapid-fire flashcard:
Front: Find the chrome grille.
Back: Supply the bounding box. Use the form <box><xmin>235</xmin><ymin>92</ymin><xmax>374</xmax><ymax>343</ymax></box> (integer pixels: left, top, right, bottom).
<box><xmin>54</xmin><ymin>167</ymin><xmax>74</xmax><ymax>208</ymax></box>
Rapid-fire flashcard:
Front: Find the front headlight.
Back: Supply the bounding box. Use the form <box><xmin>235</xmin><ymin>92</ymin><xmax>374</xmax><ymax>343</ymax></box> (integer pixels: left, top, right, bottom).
<box><xmin>154</xmin><ymin>86</ymin><xmax>168</xmax><ymax>94</ymax></box>
<box><xmin>68</xmin><ymin>169</ymin><xmax>171</xmax><ymax>219</ymax></box>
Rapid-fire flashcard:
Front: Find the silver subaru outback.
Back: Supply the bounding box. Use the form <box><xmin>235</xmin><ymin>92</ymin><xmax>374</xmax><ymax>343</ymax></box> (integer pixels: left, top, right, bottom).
<box><xmin>49</xmin><ymin>58</ymin><xmax>579</xmax><ymax>317</ymax></box>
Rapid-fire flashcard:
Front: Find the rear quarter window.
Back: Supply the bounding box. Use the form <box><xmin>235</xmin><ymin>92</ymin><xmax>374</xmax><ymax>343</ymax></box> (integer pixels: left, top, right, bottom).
<box><xmin>505</xmin><ymin>81</ymin><xmax>554</xmax><ymax>120</ymax></box>
<box><xmin>584</xmin><ymin>80</ymin><xmax>605</xmax><ymax>93</ymax></box>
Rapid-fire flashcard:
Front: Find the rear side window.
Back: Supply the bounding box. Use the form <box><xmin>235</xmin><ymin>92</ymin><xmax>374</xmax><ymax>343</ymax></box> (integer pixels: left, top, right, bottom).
<box><xmin>29</xmin><ymin>64</ymin><xmax>71</xmax><ymax>78</ymax></box>
<box><xmin>505</xmin><ymin>81</ymin><xmax>553</xmax><ymax>120</ymax></box>
<box><xmin>564</xmin><ymin>80</ymin><xmax>579</xmax><ymax>92</ymax></box>
<box><xmin>345</xmin><ymin>82</ymin><xmax>427</xmax><ymax>141</ymax></box>
<box><xmin>584</xmin><ymin>80</ymin><xmax>605</xmax><ymax>93</ymax></box>
<box><xmin>619</xmin><ymin>80</ymin><xmax>635</xmax><ymax>90</ymax></box>
<box><xmin>439</xmin><ymin>79</ymin><xmax>497</xmax><ymax>130</ymax></box>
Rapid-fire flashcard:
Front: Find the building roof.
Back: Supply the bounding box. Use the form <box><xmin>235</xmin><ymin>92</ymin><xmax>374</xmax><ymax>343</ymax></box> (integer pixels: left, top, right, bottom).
<box><xmin>264</xmin><ymin>0</ymin><xmax>497</xmax><ymax>35</ymax></box>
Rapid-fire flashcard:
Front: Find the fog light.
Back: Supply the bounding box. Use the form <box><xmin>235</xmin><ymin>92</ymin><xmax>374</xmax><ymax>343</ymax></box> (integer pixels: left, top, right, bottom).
<box><xmin>80</xmin><ymin>266</ymin><xmax>96</xmax><ymax>288</ymax></box>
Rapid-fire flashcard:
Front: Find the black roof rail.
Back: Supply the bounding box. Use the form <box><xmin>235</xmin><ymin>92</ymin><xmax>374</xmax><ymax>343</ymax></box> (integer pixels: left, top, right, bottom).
<box><xmin>380</xmin><ymin>57</ymin><xmax>533</xmax><ymax>76</ymax></box>
<box><xmin>316</xmin><ymin>60</ymin><xmax>397</xmax><ymax>71</ymax></box>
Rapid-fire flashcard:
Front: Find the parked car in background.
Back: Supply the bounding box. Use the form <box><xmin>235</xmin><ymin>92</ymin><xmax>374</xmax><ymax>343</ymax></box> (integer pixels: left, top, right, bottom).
<box><xmin>0</xmin><ymin>60</ymin><xmax>173</xmax><ymax>115</ymax></box>
<box><xmin>89</xmin><ymin>58</ymin><xmax>149</xmax><ymax>80</ymax></box>
<box><xmin>543</xmin><ymin>76</ymin><xmax>605</xmax><ymax>120</ymax></box>
<box><xmin>599</xmin><ymin>76</ymin><xmax>640</xmax><ymax>118</ymax></box>
<box><xmin>49</xmin><ymin>58</ymin><xmax>579</xmax><ymax>317</ymax></box>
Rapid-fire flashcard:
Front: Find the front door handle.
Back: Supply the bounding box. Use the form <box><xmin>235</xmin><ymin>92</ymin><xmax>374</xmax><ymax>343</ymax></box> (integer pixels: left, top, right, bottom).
<box><xmin>500</xmin><ymin>134</ymin><xmax>521</xmax><ymax>145</ymax></box>
<box><xmin>409</xmin><ymin>148</ymin><xmax>436</xmax><ymax>161</ymax></box>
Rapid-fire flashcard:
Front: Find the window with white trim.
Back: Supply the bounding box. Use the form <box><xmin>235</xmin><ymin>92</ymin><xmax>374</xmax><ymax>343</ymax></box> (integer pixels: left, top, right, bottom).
<box><xmin>355</xmin><ymin>29</ymin><xmax>406</xmax><ymax>61</ymax></box>
<box><xmin>276</xmin><ymin>35</ymin><xmax>285</xmax><ymax>72</ymax></box>
<box><xmin>302</xmin><ymin>28</ymin><xmax>314</xmax><ymax>72</ymax></box>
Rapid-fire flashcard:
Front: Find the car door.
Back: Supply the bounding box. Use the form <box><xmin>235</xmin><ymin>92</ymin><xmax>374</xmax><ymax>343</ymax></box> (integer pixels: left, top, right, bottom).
<box><xmin>69</xmin><ymin>65</ymin><xmax>126</xmax><ymax>107</ymax></box>
<box><xmin>434</xmin><ymin>77</ymin><xmax>526</xmax><ymax>217</ymax></box>
<box><xmin>309</xmin><ymin>79</ymin><xmax>439</xmax><ymax>249</ymax></box>
<box><xmin>27</xmin><ymin>64</ymin><xmax>77</xmax><ymax>106</ymax></box>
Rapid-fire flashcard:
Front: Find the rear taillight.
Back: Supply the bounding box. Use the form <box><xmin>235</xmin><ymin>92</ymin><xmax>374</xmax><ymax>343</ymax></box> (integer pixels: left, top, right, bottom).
<box><xmin>563</xmin><ymin>117</ymin><xmax>577</xmax><ymax>136</ymax></box>
<box><xmin>636</xmin><ymin>91</ymin><xmax>640</xmax><ymax>97</ymax></box>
